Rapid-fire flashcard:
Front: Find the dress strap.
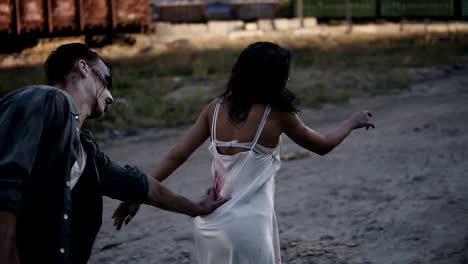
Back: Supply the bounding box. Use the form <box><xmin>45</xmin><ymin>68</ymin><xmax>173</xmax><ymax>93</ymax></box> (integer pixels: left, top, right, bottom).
<box><xmin>211</xmin><ymin>100</ymin><xmax>222</xmax><ymax>141</ymax></box>
<box><xmin>251</xmin><ymin>105</ymin><xmax>271</xmax><ymax>150</ymax></box>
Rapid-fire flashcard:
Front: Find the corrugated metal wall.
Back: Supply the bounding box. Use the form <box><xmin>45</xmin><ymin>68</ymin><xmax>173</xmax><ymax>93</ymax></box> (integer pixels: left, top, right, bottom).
<box><xmin>83</xmin><ymin>0</ymin><xmax>109</xmax><ymax>29</ymax></box>
<box><xmin>299</xmin><ymin>0</ymin><xmax>377</xmax><ymax>18</ymax></box>
<box><xmin>155</xmin><ymin>4</ymin><xmax>206</xmax><ymax>22</ymax></box>
<box><xmin>20</xmin><ymin>0</ymin><xmax>45</xmax><ymax>32</ymax></box>
<box><xmin>380</xmin><ymin>0</ymin><xmax>455</xmax><ymax>17</ymax></box>
<box><xmin>51</xmin><ymin>0</ymin><xmax>77</xmax><ymax>31</ymax></box>
<box><xmin>152</xmin><ymin>0</ymin><xmax>280</xmax><ymax>21</ymax></box>
<box><xmin>0</xmin><ymin>0</ymin><xmax>12</xmax><ymax>33</ymax></box>
<box><xmin>462</xmin><ymin>0</ymin><xmax>468</xmax><ymax>16</ymax></box>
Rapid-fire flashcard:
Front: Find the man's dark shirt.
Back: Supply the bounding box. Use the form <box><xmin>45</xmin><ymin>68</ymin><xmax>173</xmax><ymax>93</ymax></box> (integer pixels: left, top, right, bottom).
<box><xmin>0</xmin><ymin>86</ymin><xmax>149</xmax><ymax>264</ymax></box>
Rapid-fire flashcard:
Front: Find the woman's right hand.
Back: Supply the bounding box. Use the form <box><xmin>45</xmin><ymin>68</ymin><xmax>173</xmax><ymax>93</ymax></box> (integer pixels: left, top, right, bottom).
<box><xmin>350</xmin><ymin>111</ymin><xmax>375</xmax><ymax>130</ymax></box>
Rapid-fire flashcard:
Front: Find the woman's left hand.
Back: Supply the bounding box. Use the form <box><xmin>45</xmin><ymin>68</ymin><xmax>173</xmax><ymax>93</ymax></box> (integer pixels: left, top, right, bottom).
<box><xmin>351</xmin><ymin>111</ymin><xmax>375</xmax><ymax>130</ymax></box>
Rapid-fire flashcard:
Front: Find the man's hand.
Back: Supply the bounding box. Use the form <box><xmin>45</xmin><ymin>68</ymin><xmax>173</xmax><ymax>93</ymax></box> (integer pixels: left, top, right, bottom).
<box><xmin>126</xmin><ymin>176</ymin><xmax>231</xmax><ymax>221</ymax></box>
<box><xmin>112</xmin><ymin>201</ymin><xmax>140</xmax><ymax>230</ymax></box>
<box><xmin>113</xmin><ymin>187</ymin><xmax>229</xmax><ymax>230</ymax></box>
<box><xmin>196</xmin><ymin>187</ymin><xmax>229</xmax><ymax>216</ymax></box>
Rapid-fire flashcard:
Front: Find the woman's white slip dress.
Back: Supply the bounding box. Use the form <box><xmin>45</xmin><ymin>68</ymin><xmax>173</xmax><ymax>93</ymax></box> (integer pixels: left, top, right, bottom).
<box><xmin>193</xmin><ymin>101</ymin><xmax>282</xmax><ymax>264</ymax></box>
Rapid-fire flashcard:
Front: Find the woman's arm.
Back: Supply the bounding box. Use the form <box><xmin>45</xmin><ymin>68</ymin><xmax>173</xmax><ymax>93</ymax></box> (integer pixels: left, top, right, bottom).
<box><xmin>281</xmin><ymin>111</ymin><xmax>374</xmax><ymax>156</ymax></box>
<box><xmin>112</xmin><ymin>102</ymin><xmax>214</xmax><ymax>229</ymax></box>
<box><xmin>149</xmin><ymin>103</ymin><xmax>212</xmax><ymax>182</ymax></box>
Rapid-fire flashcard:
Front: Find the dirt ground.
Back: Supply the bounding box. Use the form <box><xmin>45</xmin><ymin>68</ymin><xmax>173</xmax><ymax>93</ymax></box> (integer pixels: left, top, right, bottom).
<box><xmin>88</xmin><ymin>65</ymin><xmax>468</xmax><ymax>264</ymax></box>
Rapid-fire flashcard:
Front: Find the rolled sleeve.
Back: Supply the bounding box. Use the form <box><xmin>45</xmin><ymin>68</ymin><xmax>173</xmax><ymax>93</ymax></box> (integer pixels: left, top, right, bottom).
<box><xmin>0</xmin><ymin>178</ymin><xmax>22</xmax><ymax>214</ymax></box>
<box><xmin>95</xmin><ymin>148</ymin><xmax>149</xmax><ymax>203</ymax></box>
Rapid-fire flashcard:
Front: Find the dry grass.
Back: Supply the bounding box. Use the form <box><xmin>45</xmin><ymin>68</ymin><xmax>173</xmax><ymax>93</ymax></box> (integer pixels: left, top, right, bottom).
<box><xmin>1</xmin><ymin>32</ymin><xmax>467</xmax><ymax>132</ymax></box>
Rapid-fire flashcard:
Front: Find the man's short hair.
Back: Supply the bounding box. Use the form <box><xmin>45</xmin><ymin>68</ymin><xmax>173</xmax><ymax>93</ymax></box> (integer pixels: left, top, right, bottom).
<box><xmin>44</xmin><ymin>43</ymin><xmax>102</xmax><ymax>85</ymax></box>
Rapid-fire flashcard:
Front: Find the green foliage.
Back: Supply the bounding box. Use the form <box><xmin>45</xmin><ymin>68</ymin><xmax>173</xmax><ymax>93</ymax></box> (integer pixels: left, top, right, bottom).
<box><xmin>0</xmin><ymin>66</ymin><xmax>45</xmax><ymax>97</ymax></box>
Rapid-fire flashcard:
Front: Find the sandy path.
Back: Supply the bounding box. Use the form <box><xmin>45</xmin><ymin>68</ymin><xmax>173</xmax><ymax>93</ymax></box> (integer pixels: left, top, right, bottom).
<box><xmin>89</xmin><ymin>69</ymin><xmax>468</xmax><ymax>264</ymax></box>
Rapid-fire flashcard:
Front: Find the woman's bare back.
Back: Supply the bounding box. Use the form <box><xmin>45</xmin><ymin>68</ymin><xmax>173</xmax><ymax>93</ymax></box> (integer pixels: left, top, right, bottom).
<box><xmin>207</xmin><ymin>101</ymin><xmax>283</xmax><ymax>156</ymax></box>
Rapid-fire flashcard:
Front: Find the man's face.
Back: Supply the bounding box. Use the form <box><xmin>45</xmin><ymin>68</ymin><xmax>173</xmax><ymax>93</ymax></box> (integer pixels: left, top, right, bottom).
<box><xmin>88</xmin><ymin>60</ymin><xmax>114</xmax><ymax>119</ymax></box>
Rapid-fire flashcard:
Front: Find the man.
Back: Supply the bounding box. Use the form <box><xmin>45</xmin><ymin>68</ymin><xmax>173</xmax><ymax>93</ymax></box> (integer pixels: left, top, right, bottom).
<box><xmin>0</xmin><ymin>43</ymin><xmax>226</xmax><ymax>264</ymax></box>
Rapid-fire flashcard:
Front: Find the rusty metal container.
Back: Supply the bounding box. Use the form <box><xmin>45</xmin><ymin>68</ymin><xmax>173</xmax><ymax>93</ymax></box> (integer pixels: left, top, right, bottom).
<box><xmin>0</xmin><ymin>0</ymin><xmax>12</xmax><ymax>33</ymax></box>
<box><xmin>19</xmin><ymin>0</ymin><xmax>45</xmax><ymax>33</ymax></box>
<box><xmin>230</xmin><ymin>0</ymin><xmax>280</xmax><ymax>20</ymax></box>
<box><xmin>115</xmin><ymin>0</ymin><xmax>151</xmax><ymax>30</ymax></box>
<box><xmin>154</xmin><ymin>1</ymin><xmax>206</xmax><ymax>22</ymax></box>
<box><xmin>82</xmin><ymin>0</ymin><xmax>109</xmax><ymax>30</ymax></box>
<box><xmin>50</xmin><ymin>0</ymin><xmax>76</xmax><ymax>31</ymax></box>
<box><xmin>0</xmin><ymin>0</ymin><xmax>152</xmax><ymax>38</ymax></box>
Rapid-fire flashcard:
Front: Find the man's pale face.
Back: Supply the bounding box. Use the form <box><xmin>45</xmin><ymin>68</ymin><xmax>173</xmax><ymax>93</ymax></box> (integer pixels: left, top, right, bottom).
<box><xmin>88</xmin><ymin>60</ymin><xmax>114</xmax><ymax>119</ymax></box>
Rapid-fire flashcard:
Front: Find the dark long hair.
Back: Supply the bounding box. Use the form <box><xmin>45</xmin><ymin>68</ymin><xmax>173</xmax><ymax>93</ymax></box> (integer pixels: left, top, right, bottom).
<box><xmin>221</xmin><ymin>42</ymin><xmax>299</xmax><ymax>123</ymax></box>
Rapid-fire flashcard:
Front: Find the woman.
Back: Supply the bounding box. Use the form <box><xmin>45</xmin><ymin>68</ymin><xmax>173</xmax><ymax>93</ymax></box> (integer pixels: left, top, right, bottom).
<box><xmin>113</xmin><ymin>42</ymin><xmax>374</xmax><ymax>263</ymax></box>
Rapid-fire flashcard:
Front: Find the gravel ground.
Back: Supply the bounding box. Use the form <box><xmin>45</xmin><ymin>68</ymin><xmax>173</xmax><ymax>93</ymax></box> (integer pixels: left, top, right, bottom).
<box><xmin>89</xmin><ymin>68</ymin><xmax>468</xmax><ymax>264</ymax></box>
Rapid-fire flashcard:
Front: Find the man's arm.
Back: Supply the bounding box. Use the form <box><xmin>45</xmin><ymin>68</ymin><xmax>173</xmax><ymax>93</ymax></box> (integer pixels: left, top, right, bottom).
<box><xmin>94</xmin><ymin>140</ymin><xmax>226</xmax><ymax>222</ymax></box>
<box><xmin>145</xmin><ymin>177</ymin><xmax>224</xmax><ymax>217</ymax></box>
<box><xmin>110</xmin><ymin>101</ymin><xmax>217</xmax><ymax>229</ymax></box>
<box><xmin>148</xmin><ymin>101</ymin><xmax>211</xmax><ymax>182</ymax></box>
<box><xmin>0</xmin><ymin>212</ymin><xmax>19</xmax><ymax>264</ymax></box>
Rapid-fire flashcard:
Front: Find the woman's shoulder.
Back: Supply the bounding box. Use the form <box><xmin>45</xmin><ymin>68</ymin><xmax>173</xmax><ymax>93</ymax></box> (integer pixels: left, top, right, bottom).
<box><xmin>268</xmin><ymin>109</ymin><xmax>302</xmax><ymax>132</ymax></box>
<box><xmin>207</xmin><ymin>98</ymin><xmax>220</xmax><ymax>108</ymax></box>
<box><xmin>198</xmin><ymin>98</ymin><xmax>221</xmax><ymax>125</ymax></box>
<box><xmin>269</xmin><ymin>109</ymin><xmax>296</xmax><ymax>120</ymax></box>
<box><xmin>204</xmin><ymin>98</ymin><xmax>223</xmax><ymax>114</ymax></box>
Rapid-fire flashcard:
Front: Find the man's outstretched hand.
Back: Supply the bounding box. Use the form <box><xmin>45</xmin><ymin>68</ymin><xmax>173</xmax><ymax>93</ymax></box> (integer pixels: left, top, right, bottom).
<box><xmin>112</xmin><ymin>201</ymin><xmax>140</xmax><ymax>230</ymax></box>
<box><xmin>112</xmin><ymin>187</ymin><xmax>229</xmax><ymax>230</ymax></box>
<box><xmin>197</xmin><ymin>187</ymin><xmax>229</xmax><ymax>216</ymax></box>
